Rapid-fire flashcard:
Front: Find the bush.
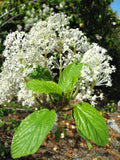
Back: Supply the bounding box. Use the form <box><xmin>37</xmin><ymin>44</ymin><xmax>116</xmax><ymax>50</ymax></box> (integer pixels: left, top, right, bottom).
<box><xmin>0</xmin><ymin>0</ymin><xmax>120</xmax><ymax>101</ymax></box>
<box><xmin>0</xmin><ymin>12</ymin><xmax>115</xmax><ymax>107</ymax></box>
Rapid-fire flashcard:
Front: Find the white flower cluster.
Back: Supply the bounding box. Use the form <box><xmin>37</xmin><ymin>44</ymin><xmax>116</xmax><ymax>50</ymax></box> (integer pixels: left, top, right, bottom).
<box><xmin>17</xmin><ymin>4</ymin><xmax>53</xmax><ymax>31</ymax></box>
<box><xmin>0</xmin><ymin>12</ymin><xmax>115</xmax><ymax>107</ymax></box>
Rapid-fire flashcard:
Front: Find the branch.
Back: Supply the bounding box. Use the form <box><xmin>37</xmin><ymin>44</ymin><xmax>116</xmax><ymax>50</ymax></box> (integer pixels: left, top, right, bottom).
<box><xmin>0</xmin><ymin>14</ymin><xmax>21</xmax><ymax>28</ymax></box>
<box><xmin>56</xmin><ymin>106</ymin><xmax>74</xmax><ymax>113</ymax></box>
<box><xmin>0</xmin><ymin>4</ymin><xmax>22</xmax><ymax>19</ymax></box>
<box><xmin>0</xmin><ymin>0</ymin><xmax>39</xmax><ymax>19</ymax></box>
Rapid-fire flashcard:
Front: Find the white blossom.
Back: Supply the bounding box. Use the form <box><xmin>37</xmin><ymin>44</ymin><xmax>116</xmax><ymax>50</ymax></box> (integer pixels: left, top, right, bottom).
<box><xmin>0</xmin><ymin>12</ymin><xmax>115</xmax><ymax>107</ymax></box>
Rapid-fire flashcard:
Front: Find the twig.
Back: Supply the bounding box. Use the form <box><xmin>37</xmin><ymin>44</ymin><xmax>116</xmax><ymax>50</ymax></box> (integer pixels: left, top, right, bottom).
<box><xmin>0</xmin><ymin>4</ymin><xmax>22</xmax><ymax>19</ymax></box>
<box><xmin>0</xmin><ymin>0</ymin><xmax>39</xmax><ymax>19</ymax></box>
<box><xmin>35</xmin><ymin>97</ymin><xmax>44</xmax><ymax>106</ymax></box>
<box><xmin>2</xmin><ymin>107</ymin><xmax>31</xmax><ymax>112</ymax></box>
<box><xmin>0</xmin><ymin>14</ymin><xmax>21</xmax><ymax>28</ymax></box>
<box><xmin>56</xmin><ymin>105</ymin><xmax>74</xmax><ymax>113</ymax></box>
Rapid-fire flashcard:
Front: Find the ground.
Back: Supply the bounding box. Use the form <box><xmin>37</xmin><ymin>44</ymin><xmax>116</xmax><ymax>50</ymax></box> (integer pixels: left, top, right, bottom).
<box><xmin>0</xmin><ymin>105</ymin><xmax>120</xmax><ymax>160</ymax></box>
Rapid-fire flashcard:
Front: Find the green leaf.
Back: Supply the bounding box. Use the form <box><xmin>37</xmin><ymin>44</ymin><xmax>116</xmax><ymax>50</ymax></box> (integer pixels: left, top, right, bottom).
<box><xmin>58</xmin><ymin>62</ymin><xmax>83</xmax><ymax>94</ymax></box>
<box><xmin>86</xmin><ymin>140</ymin><xmax>92</xmax><ymax>150</ymax></box>
<box><xmin>26</xmin><ymin>80</ymin><xmax>63</xmax><ymax>96</ymax></box>
<box><xmin>28</xmin><ymin>66</ymin><xmax>54</xmax><ymax>81</ymax></box>
<box><xmin>74</xmin><ymin>103</ymin><xmax>108</xmax><ymax>146</ymax></box>
<box><xmin>11</xmin><ymin>109</ymin><xmax>56</xmax><ymax>158</ymax></box>
<box><xmin>49</xmin><ymin>93</ymin><xmax>63</xmax><ymax>101</ymax></box>
<box><xmin>77</xmin><ymin>128</ymin><xmax>92</xmax><ymax>150</ymax></box>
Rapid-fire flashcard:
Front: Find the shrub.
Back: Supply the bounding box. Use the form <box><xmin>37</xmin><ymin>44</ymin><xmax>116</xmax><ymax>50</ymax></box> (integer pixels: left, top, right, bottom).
<box><xmin>0</xmin><ymin>12</ymin><xmax>115</xmax><ymax>107</ymax></box>
<box><xmin>0</xmin><ymin>5</ymin><xmax>116</xmax><ymax>159</ymax></box>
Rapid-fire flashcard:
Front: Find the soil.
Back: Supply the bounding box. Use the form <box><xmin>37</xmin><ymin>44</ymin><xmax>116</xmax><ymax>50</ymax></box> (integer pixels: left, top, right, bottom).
<box><xmin>0</xmin><ymin>106</ymin><xmax>120</xmax><ymax>160</ymax></box>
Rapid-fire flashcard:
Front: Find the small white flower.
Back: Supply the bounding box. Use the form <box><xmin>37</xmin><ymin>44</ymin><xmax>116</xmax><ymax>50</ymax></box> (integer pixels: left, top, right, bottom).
<box><xmin>99</xmin><ymin>93</ymin><xmax>104</xmax><ymax>100</ymax></box>
<box><xmin>61</xmin><ymin>133</ymin><xmax>65</xmax><ymax>139</ymax></box>
<box><xmin>92</xmin><ymin>95</ymin><xmax>97</xmax><ymax>101</ymax></box>
<box><xmin>96</xmin><ymin>34</ymin><xmax>102</xmax><ymax>40</ymax></box>
<box><xmin>112</xmin><ymin>22</ymin><xmax>116</xmax><ymax>25</ymax></box>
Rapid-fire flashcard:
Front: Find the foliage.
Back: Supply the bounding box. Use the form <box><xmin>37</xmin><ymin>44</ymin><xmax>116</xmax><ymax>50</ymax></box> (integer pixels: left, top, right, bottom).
<box><xmin>97</xmin><ymin>102</ymin><xmax>117</xmax><ymax>113</ymax></box>
<box><xmin>1</xmin><ymin>0</ymin><xmax>119</xmax><ymax>53</ymax></box>
<box><xmin>0</xmin><ymin>141</ymin><xmax>8</xmax><ymax>158</ymax></box>
<box><xmin>46</xmin><ymin>0</ymin><xmax>120</xmax><ymax>101</ymax></box>
<box><xmin>0</xmin><ymin>100</ymin><xmax>32</xmax><ymax>158</ymax></box>
<box><xmin>11</xmin><ymin>109</ymin><xmax>56</xmax><ymax>158</ymax></box>
<box><xmin>29</xmin><ymin>66</ymin><xmax>54</xmax><ymax>81</ymax></box>
<box><xmin>0</xmin><ymin>12</ymin><xmax>115</xmax><ymax>107</ymax></box>
<box><xmin>0</xmin><ymin>3</ymin><xmax>117</xmax><ymax>159</ymax></box>
<box><xmin>46</xmin><ymin>0</ymin><xmax>119</xmax><ymax>45</ymax></box>
<box><xmin>0</xmin><ymin>0</ymin><xmax>52</xmax><ymax>67</ymax></box>
<box><xmin>0</xmin><ymin>101</ymin><xmax>32</xmax><ymax>120</ymax></box>
<box><xmin>11</xmin><ymin>62</ymin><xmax>109</xmax><ymax>158</ymax></box>
<box><xmin>0</xmin><ymin>0</ymin><xmax>120</xmax><ymax>101</ymax></box>
<box><xmin>107</xmin><ymin>24</ymin><xmax>120</xmax><ymax>101</ymax></box>
<box><xmin>74</xmin><ymin>103</ymin><xmax>108</xmax><ymax>146</ymax></box>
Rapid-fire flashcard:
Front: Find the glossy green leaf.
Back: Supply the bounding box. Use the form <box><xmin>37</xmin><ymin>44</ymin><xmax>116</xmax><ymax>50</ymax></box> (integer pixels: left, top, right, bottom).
<box><xmin>77</xmin><ymin>128</ymin><xmax>92</xmax><ymax>150</ymax></box>
<box><xmin>26</xmin><ymin>80</ymin><xmax>63</xmax><ymax>95</ymax></box>
<box><xmin>74</xmin><ymin>103</ymin><xmax>108</xmax><ymax>146</ymax></box>
<box><xmin>11</xmin><ymin>109</ymin><xmax>56</xmax><ymax>158</ymax></box>
<box><xmin>58</xmin><ymin>62</ymin><xmax>83</xmax><ymax>94</ymax></box>
<box><xmin>28</xmin><ymin>66</ymin><xmax>54</xmax><ymax>81</ymax></box>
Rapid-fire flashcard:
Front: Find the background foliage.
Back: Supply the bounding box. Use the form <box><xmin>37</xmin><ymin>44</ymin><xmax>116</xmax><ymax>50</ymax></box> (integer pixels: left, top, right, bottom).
<box><xmin>0</xmin><ymin>0</ymin><xmax>120</xmax><ymax>102</ymax></box>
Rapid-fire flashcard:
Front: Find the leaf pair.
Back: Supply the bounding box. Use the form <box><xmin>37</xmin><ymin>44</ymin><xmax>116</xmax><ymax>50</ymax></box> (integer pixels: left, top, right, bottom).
<box><xmin>11</xmin><ymin>62</ymin><xmax>84</xmax><ymax>159</ymax></box>
<box><xmin>26</xmin><ymin>62</ymin><xmax>83</xmax><ymax>99</ymax></box>
<box><xmin>11</xmin><ymin>102</ymin><xmax>109</xmax><ymax>158</ymax></box>
<box><xmin>11</xmin><ymin>62</ymin><xmax>109</xmax><ymax>159</ymax></box>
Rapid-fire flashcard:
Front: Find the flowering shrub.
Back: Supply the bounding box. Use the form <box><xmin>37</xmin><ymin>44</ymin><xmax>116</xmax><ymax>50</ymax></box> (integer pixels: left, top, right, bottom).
<box><xmin>0</xmin><ymin>12</ymin><xmax>115</xmax><ymax>107</ymax></box>
<box><xmin>11</xmin><ymin>61</ymin><xmax>109</xmax><ymax>158</ymax></box>
<box><xmin>0</xmin><ymin>12</ymin><xmax>116</xmax><ymax>158</ymax></box>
